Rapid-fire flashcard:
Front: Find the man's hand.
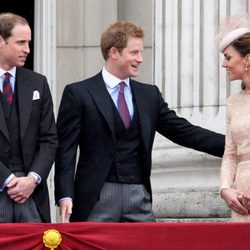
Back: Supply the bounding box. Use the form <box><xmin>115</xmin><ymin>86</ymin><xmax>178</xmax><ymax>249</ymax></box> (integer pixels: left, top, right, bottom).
<box><xmin>60</xmin><ymin>199</ymin><xmax>73</xmax><ymax>223</ymax></box>
<box><xmin>221</xmin><ymin>188</ymin><xmax>249</xmax><ymax>215</ymax></box>
<box><xmin>7</xmin><ymin>175</ymin><xmax>37</xmax><ymax>204</ymax></box>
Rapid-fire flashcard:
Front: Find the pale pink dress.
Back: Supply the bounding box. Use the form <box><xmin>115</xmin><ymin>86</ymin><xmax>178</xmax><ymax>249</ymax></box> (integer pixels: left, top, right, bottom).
<box><xmin>221</xmin><ymin>90</ymin><xmax>250</xmax><ymax>221</ymax></box>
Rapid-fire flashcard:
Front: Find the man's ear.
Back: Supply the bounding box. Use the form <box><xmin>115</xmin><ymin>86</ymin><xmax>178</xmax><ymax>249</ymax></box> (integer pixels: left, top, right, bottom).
<box><xmin>0</xmin><ymin>36</ymin><xmax>4</xmax><ymax>48</ymax></box>
<box><xmin>0</xmin><ymin>35</ymin><xmax>6</xmax><ymax>45</ymax></box>
<box><xmin>109</xmin><ymin>47</ymin><xmax>119</xmax><ymax>59</ymax></box>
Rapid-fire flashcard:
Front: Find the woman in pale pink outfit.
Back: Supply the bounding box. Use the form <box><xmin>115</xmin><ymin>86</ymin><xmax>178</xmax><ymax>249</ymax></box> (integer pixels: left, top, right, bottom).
<box><xmin>219</xmin><ymin>13</ymin><xmax>250</xmax><ymax>221</ymax></box>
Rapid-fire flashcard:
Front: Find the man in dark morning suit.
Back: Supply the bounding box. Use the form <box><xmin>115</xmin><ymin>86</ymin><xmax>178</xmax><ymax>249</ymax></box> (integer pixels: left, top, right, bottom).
<box><xmin>55</xmin><ymin>21</ymin><xmax>225</xmax><ymax>223</ymax></box>
<box><xmin>0</xmin><ymin>13</ymin><xmax>57</xmax><ymax>222</ymax></box>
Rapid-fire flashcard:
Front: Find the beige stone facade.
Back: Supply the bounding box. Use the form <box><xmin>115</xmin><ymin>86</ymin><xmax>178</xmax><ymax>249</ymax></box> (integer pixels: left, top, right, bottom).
<box><xmin>56</xmin><ymin>0</ymin><xmax>154</xmax><ymax>110</ymax></box>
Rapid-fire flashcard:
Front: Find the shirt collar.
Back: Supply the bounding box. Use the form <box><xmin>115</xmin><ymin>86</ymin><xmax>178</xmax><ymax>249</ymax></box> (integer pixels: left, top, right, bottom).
<box><xmin>0</xmin><ymin>67</ymin><xmax>16</xmax><ymax>78</ymax></box>
<box><xmin>102</xmin><ymin>67</ymin><xmax>130</xmax><ymax>88</ymax></box>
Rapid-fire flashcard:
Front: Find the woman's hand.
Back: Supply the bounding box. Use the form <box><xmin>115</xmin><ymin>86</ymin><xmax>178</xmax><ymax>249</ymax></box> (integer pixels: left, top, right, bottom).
<box><xmin>221</xmin><ymin>188</ymin><xmax>248</xmax><ymax>215</ymax></box>
<box><xmin>239</xmin><ymin>187</ymin><xmax>250</xmax><ymax>212</ymax></box>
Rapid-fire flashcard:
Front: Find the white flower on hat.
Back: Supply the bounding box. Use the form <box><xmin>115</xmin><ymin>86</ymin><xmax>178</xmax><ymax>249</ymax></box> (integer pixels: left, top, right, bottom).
<box><xmin>218</xmin><ymin>13</ymin><xmax>250</xmax><ymax>53</ymax></box>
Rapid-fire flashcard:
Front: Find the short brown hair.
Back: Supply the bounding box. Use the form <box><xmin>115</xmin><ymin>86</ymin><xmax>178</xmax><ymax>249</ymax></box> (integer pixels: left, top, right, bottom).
<box><xmin>100</xmin><ymin>21</ymin><xmax>144</xmax><ymax>60</ymax></box>
<box><xmin>0</xmin><ymin>12</ymin><xmax>29</xmax><ymax>40</ymax></box>
<box><xmin>232</xmin><ymin>33</ymin><xmax>250</xmax><ymax>90</ymax></box>
<box><xmin>232</xmin><ymin>33</ymin><xmax>250</xmax><ymax>57</ymax></box>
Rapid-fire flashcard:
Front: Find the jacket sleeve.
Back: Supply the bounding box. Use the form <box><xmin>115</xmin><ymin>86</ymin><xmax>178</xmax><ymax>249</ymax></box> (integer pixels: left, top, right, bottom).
<box><xmin>155</xmin><ymin>86</ymin><xmax>225</xmax><ymax>157</ymax></box>
<box><xmin>54</xmin><ymin>85</ymin><xmax>82</xmax><ymax>203</ymax></box>
<box><xmin>27</xmin><ymin>76</ymin><xmax>58</xmax><ymax>181</ymax></box>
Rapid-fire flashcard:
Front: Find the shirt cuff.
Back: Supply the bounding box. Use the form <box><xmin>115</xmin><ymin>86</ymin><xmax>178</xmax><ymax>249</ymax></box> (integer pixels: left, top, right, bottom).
<box><xmin>0</xmin><ymin>174</ymin><xmax>15</xmax><ymax>192</ymax></box>
<box><xmin>28</xmin><ymin>172</ymin><xmax>42</xmax><ymax>185</ymax></box>
<box><xmin>58</xmin><ymin>197</ymin><xmax>73</xmax><ymax>206</ymax></box>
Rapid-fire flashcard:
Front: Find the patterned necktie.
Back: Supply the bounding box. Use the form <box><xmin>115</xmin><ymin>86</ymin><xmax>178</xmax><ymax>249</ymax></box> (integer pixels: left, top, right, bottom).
<box><xmin>118</xmin><ymin>81</ymin><xmax>131</xmax><ymax>129</ymax></box>
<box><xmin>3</xmin><ymin>72</ymin><xmax>13</xmax><ymax>105</ymax></box>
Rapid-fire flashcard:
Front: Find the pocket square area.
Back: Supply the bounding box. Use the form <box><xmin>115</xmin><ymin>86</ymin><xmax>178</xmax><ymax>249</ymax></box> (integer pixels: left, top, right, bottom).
<box><xmin>33</xmin><ymin>90</ymin><xmax>40</xmax><ymax>100</ymax></box>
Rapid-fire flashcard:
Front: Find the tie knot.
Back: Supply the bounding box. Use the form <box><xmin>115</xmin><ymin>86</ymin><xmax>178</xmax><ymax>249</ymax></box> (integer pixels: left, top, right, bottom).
<box><xmin>3</xmin><ymin>72</ymin><xmax>13</xmax><ymax>105</ymax></box>
<box><xmin>4</xmin><ymin>72</ymin><xmax>10</xmax><ymax>79</ymax></box>
<box><xmin>119</xmin><ymin>81</ymin><xmax>126</xmax><ymax>93</ymax></box>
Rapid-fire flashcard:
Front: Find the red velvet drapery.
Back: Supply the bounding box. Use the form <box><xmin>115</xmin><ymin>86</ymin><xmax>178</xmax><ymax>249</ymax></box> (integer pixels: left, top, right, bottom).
<box><xmin>0</xmin><ymin>222</ymin><xmax>249</xmax><ymax>250</ymax></box>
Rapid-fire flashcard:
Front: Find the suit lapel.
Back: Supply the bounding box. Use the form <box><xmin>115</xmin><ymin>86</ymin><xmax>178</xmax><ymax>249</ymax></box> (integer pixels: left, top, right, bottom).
<box><xmin>0</xmin><ymin>101</ymin><xmax>9</xmax><ymax>141</ymax></box>
<box><xmin>87</xmin><ymin>74</ymin><xmax>152</xmax><ymax>147</ymax></box>
<box><xmin>131</xmin><ymin>81</ymin><xmax>151</xmax><ymax>150</ymax></box>
<box><xmin>16</xmin><ymin>68</ymin><xmax>33</xmax><ymax>140</ymax></box>
<box><xmin>88</xmin><ymin>73</ymin><xmax>116</xmax><ymax>140</ymax></box>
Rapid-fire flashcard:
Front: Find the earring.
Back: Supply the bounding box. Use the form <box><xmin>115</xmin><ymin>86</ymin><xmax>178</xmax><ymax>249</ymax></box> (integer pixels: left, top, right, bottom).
<box><xmin>245</xmin><ymin>66</ymin><xmax>248</xmax><ymax>72</ymax></box>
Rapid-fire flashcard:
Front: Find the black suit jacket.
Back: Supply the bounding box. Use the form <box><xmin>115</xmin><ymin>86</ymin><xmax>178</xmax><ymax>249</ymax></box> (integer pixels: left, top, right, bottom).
<box><xmin>0</xmin><ymin>67</ymin><xmax>58</xmax><ymax>222</ymax></box>
<box><xmin>55</xmin><ymin>71</ymin><xmax>225</xmax><ymax>222</ymax></box>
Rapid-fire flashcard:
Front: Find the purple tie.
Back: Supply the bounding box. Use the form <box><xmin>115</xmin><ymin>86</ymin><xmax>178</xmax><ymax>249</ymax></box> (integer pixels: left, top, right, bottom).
<box><xmin>3</xmin><ymin>73</ymin><xmax>13</xmax><ymax>105</ymax></box>
<box><xmin>118</xmin><ymin>81</ymin><xmax>131</xmax><ymax>129</ymax></box>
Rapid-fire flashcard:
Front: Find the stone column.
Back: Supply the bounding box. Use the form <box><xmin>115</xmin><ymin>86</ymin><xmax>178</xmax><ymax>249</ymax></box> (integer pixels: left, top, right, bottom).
<box><xmin>34</xmin><ymin>0</ymin><xmax>57</xmax><ymax>222</ymax></box>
